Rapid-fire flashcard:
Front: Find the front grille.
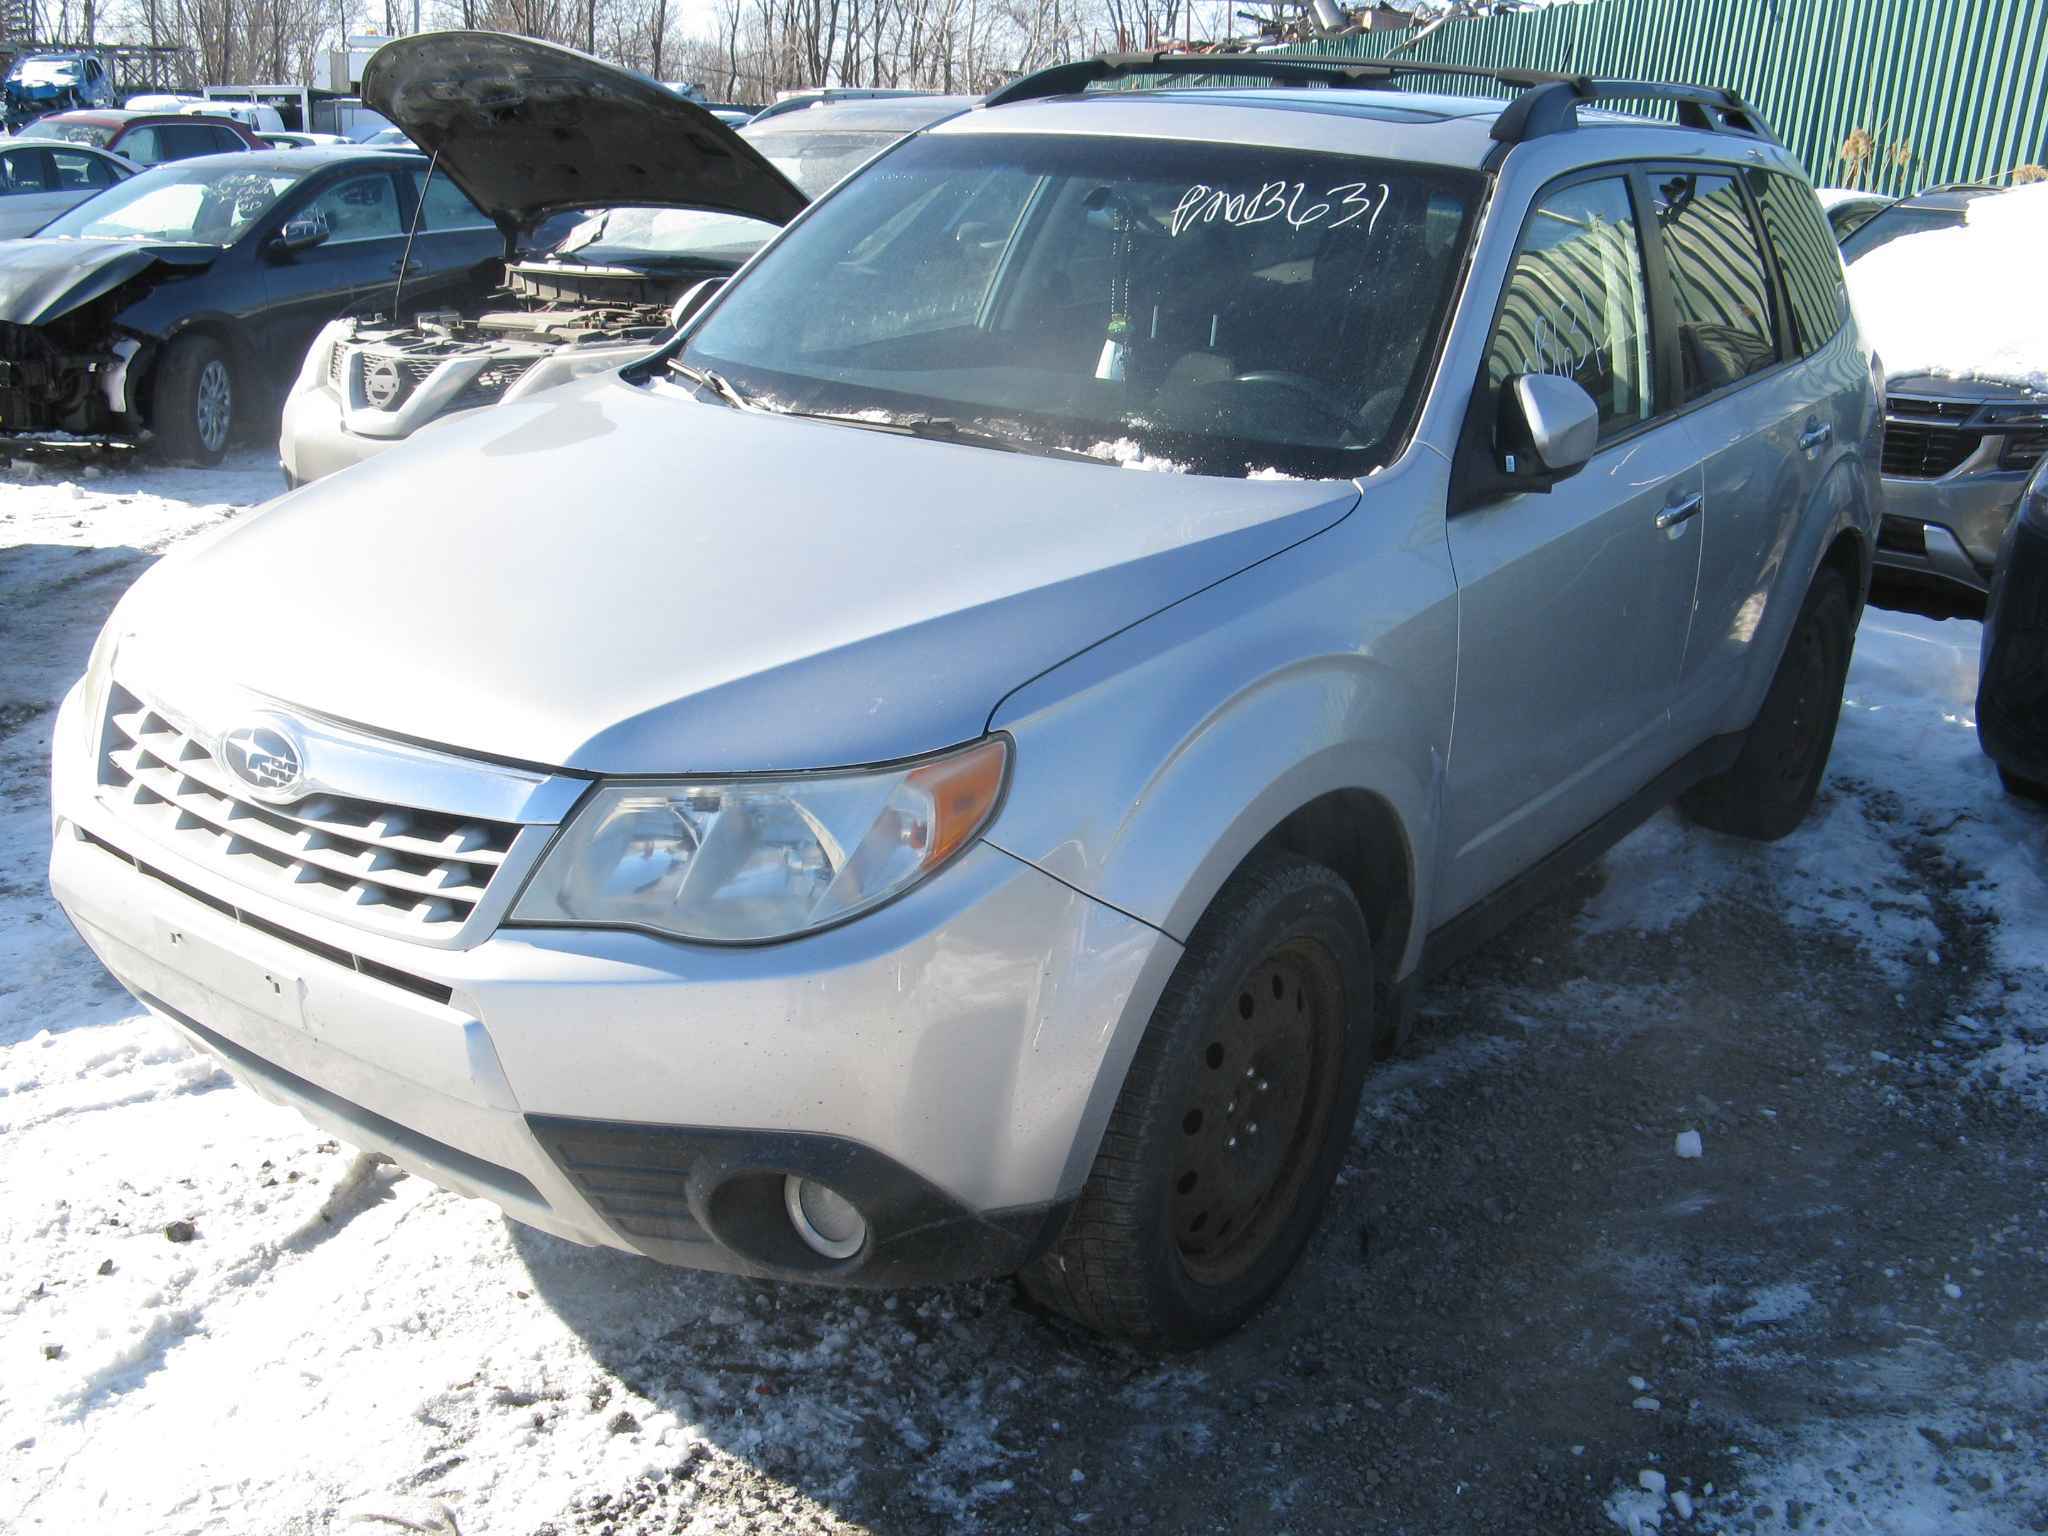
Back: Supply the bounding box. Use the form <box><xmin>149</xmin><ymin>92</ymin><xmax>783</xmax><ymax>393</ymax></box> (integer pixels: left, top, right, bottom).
<box><xmin>1885</xmin><ymin>396</ymin><xmax>1977</xmax><ymax>422</ymax></box>
<box><xmin>326</xmin><ymin>344</ymin><xmax>344</xmax><ymax>386</ymax></box>
<box><xmin>97</xmin><ymin>682</ymin><xmax>520</xmax><ymax>940</ymax></box>
<box><xmin>455</xmin><ymin>359</ymin><xmax>536</xmax><ymax>410</ymax></box>
<box><xmin>2001</xmin><ymin>429</ymin><xmax>2048</xmax><ymax>472</ymax></box>
<box><xmin>1882</xmin><ymin>422</ymin><xmax>1981</xmax><ymax>478</ymax></box>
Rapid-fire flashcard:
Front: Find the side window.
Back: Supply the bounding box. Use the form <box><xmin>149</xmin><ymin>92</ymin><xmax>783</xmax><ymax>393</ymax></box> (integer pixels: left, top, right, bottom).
<box><xmin>410</xmin><ymin>172</ymin><xmax>491</xmax><ymax>230</ymax></box>
<box><xmin>158</xmin><ymin>124</ymin><xmax>215</xmax><ymax>162</ymax></box>
<box><xmin>1650</xmin><ymin>172</ymin><xmax>1780</xmax><ymax>397</ymax></box>
<box><xmin>50</xmin><ymin>149</ymin><xmax>116</xmax><ymax>190</ymax></box>
<box><xmin>1749</xmin><ymin>172</ymin><xmax>1846</xmax><ymax>356</ymax></box>
<box><xmin>0</xmin><ymin>147</ymin><xmax>52</xmax><ymax>193</ymax></box>
<box><xmin>302</xmin><ymin>173</ymin><xmax>403</xmax><ymax>242</ymax></box>
<box><xmin>1486</xmin><ymin>176</ymin><xmax>1654</xmax><ymax>440</ymax></box>
<box><xmin>208</xmin><ymin>126</ymin><xmax>246</xmax><ymax>153</ymax></box>
<box><xmin>119</xmin><ymin>127</ymin><xmax>165</xmax><ymax>166</ymax></box>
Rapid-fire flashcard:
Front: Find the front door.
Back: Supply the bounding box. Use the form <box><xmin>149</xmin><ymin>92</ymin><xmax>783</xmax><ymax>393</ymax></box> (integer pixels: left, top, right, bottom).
<box><xmin>1436</xmin><ymin>172</ymin><xmax>1705</xmax><ymax>921</ymax></box>
<box><xmin>259</xmin><ymin>167</ymin><xmax>413</xmax><ymax>389</ymax></box>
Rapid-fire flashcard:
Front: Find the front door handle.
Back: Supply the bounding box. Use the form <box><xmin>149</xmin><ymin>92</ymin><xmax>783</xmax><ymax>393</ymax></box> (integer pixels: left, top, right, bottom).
<box><xmin>1798</xmin><ymin>422</ymin><xmax>1833</xmax><ymax>452</ymax></box>
<box><xmin>1655</xmin><ymin>492</ymin><xmax>1704</xmax><ymax>531</ymax></box>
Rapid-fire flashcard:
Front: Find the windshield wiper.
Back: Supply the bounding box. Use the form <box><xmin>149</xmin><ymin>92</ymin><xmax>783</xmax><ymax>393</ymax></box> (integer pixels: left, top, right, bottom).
<box><xmin>665</xmin><ymin>359</ymin><xmax>753</xmax><ymax>411</ymax></box>
<box><xmin>776</xmin><ymin>408</ymin><xmax>1104</xmax><ymax>464</ymax></box>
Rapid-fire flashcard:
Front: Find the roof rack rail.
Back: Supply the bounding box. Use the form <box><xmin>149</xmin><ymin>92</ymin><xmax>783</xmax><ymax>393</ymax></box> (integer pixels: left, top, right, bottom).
<box><xmin>982</xmin><ymin>51</ymin><xmax>1777</xmax><ymax>147</ymax></box>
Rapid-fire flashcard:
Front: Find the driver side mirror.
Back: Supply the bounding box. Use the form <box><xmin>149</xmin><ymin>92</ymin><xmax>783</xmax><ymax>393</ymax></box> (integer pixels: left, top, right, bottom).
<box><xmin>266</xmin><ymin>215</ymin><xmax>329</xmax><ymax>259</ymax></box>
<box><xmin>1500</xmin><ymin>374</ymin><xmax>1600</xmax><ymax>480</ymax></box>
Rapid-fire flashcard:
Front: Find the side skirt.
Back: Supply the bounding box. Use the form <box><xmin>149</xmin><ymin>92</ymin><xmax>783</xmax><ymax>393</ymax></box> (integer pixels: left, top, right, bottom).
<box><xmin>1415</xmin><ymin>730</ymin><xmax>1745</xmax><ymax>982</ymax></box>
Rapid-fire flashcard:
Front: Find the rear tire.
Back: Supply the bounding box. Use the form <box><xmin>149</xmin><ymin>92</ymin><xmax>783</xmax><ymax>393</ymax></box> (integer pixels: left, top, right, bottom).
<box><xmin>1999</xmin><ymin>767</ymin><xmax>2048</xmax><ymax>802</ymax></box>
<box><xmin>1020</xmin><ymin>852</ymin><xmax>1374</xmax><ymax>1347</ymax></box>
<box><xmin>149</xmin><ymin>334</ymin><xmax>235</xmax><ymax>466</ymax></box>
<box><xmin>1679</xmin><ymin>567</ymin><xmax>1853</xmax><ymax>842</ymax></box>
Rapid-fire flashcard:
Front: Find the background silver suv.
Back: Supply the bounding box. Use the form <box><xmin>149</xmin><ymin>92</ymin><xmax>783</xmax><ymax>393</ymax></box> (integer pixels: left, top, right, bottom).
<box><xmin>51</xmin><ymin>44</ymin><xmax>1880</xmax><ymax>1347</ymax></box>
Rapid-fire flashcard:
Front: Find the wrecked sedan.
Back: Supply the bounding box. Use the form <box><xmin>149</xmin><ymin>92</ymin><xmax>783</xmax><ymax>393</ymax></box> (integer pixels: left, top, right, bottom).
<box><xmin>283</xmin><ymin>37</ymin><xmax>965</xmax><ymax>485</ymax></box>
<box><xmin>0</xmin><ymin>147</ymin><xmax>499</xmax><ymax>463</ymax></box>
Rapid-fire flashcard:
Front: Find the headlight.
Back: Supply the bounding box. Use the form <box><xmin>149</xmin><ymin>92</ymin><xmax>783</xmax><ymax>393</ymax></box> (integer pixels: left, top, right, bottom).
<box><xmin>511</xmin><ymin>736</ymin><xmax>1009</xmax><ymax>943</ymax></box>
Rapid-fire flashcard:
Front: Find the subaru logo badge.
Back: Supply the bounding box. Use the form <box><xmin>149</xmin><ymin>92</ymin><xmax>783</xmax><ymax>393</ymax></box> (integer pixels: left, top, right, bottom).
<box><xmin>219</xmin><ymin>718</ymin><xmax>307</xmax><ymax>802</ymax></box>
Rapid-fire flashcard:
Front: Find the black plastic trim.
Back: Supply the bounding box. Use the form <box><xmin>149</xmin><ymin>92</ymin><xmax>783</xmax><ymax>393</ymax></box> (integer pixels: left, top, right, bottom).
<box><xmin>528</xmin><ymin>1114</ymin><xmax>1069</xmax><ymax>1287</ymax></box>
<box><xmin>1420</xmin><ymin>731</ymin><xmax>1744</xmax><ymax>978</ymax></box>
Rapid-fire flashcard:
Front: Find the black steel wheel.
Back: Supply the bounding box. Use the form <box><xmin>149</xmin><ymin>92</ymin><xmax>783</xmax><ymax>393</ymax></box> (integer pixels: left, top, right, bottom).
<box><xmin>1021</xmin><ymin>851</ymin><xmax>1373</xmax><ymax>1347</ymax></box>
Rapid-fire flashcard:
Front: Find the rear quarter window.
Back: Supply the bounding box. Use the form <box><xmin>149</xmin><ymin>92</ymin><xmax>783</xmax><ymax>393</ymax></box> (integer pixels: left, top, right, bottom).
<box><xmin>1751</xmin><ymin>171</ymin><xmax>1847</xmax><ymax>355</ymax></box>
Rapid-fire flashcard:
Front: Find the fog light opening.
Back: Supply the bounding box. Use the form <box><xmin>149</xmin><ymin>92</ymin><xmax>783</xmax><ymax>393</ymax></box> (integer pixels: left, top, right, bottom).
<box><xmin>784</xmin><ymin>1175</ymin><xmax>867</xmax><ymax>1260</ymax></box>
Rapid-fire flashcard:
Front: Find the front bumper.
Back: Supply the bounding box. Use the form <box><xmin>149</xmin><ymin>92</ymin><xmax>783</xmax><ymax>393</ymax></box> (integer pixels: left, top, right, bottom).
<box><xmin>1874</xmin><ymin>470</ymin><xmax>2027</xmax><ymax>606</ymax></box>
<box><xmin>50</xmin><ymin>686</ymin><xmax>1177</xmax><ymax>1285</ymax></box>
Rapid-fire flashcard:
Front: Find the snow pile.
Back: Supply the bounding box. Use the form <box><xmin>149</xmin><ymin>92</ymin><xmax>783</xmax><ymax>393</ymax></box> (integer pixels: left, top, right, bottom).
<box><xmin>1847</xmin><ymin>179</ymin><xmax>2048</xmax><ymax>389</ymax></box>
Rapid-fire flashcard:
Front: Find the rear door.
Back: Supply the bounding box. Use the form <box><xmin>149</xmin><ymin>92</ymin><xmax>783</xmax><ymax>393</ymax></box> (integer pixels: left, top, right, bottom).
<box><xmin>1436</xmin><ymin>170</ymin><xmax>1706</xmax><ymax>921</ymax></box>
<box><xmin>0</xmin><ymin>145</ymin><xmax>64</xmax><ymax>238</ymax></box>
<box><xmin>1652</xmin><ymin>167</ymin><xmax>1850</xmax><ymax>736</ymax></box>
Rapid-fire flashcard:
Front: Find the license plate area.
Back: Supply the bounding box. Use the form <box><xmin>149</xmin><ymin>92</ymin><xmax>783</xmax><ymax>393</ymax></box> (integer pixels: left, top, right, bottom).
<box><xmin>154</xmin><ymin>917</ymin><xmax>308</xmax><ymax>1034</ymax></box>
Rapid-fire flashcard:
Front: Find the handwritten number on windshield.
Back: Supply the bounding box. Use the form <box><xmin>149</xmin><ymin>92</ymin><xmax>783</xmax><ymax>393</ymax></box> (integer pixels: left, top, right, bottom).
<box><xmin>1170</xmin><ymin>181</ymin><xmax>1391</xmax><ymax>238</ymax></box>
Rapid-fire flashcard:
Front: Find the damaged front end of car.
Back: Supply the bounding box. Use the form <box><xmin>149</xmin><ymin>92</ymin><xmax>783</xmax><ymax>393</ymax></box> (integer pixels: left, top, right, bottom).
<box><xmin>0</xmin><ymin>249</ymin><xmax>199</xmax><ymax>442</ymax></box>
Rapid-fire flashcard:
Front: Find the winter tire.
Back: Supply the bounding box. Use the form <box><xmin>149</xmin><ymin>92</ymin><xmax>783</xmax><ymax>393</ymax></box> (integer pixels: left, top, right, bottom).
<box><xmin>1679</xmin><ymin>566</ymin><xmax>1853</xmax><ymax>842</ymax></box>
<box><xmin>1021</xmin><ymin>851</ymin><xmax>1374</xmax><ymax>1347</ymax></box>
<box><xmin>150</xmin><ymin>334</ymin><xmax>235</xmax><ymax>466</ymax></box>
<box><xmin>1998</xmin><ymin>766</ymin><xmax>2048</xmax><ymax>802</ymax></box>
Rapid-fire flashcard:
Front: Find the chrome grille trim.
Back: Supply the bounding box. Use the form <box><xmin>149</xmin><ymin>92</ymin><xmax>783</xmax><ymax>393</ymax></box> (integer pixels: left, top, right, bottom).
<box><xmin>93</xmin><ymin>670</ymin><xmax>586</xmax><ymax>951</ymax></box>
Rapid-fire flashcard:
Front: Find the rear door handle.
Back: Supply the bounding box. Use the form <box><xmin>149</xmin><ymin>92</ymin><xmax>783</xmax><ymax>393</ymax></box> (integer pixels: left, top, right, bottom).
<box><xmin>1655</xmin><ymin>492</ymin><xmax>1704</xmax><ymax>530</ymax></box>
<box><xmin>1798</xmin><ymin>422</ymin><xmax>1833</xmax><ymax>452</ymax></box>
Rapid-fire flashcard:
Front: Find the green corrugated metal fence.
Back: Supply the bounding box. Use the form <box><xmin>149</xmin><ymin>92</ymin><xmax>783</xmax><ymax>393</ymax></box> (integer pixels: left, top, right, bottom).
<box><xmin>1285</xmin><ymin>0</ymin><xmax>2048</xmax><ymax>196</ymax></box>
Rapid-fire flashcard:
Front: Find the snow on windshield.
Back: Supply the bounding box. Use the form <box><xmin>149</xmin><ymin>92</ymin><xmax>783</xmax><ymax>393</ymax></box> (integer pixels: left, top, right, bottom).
<box><xmin>1847</xmin><ymin>180</ymin><xmax>2048</xmax><ymax>389</ymax></box>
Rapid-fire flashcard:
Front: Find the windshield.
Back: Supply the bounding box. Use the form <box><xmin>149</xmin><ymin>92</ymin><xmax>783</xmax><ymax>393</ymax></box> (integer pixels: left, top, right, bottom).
<box><xmin>1841</xmin><ymin>200</ymin><xmax>1979</xmax><ymax>263</ymax></box>
<box><xmin>36</xmin><ymin>162</ymin><xmax>303</xmax><ymax>244</ymax></box>
<box><xmin>750</xmin><ymin>127</ymin><xmax>915</xmax><ymax>198</ymax></box>
<box><xmin>11</xmin><ymin>58</ymin><xmax>82</xmax><ymax>86</ymax></box>
<box><xmin>16</xmin><ymin>118</ymin><xmax>112</xmax><ymax>147</ymax></box>
<box><xmin>680</xmin><ymin>132</ymin><xmax>1479</xmax><ymax>478</ymax></box>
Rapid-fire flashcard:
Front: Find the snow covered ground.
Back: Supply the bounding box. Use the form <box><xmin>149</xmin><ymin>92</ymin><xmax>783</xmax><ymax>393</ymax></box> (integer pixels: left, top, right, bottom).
<box><xmin>2</xmin><ymin>452</ymin><xmax>2044</xmax><ymax>1535</ymax></box>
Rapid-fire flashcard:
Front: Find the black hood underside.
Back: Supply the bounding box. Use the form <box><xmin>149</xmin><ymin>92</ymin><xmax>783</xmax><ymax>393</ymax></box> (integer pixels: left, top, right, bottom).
<box><xmin>362</xmin><ymin>32</ymin><xmax>808</xmax><ymax>236</ymax></box>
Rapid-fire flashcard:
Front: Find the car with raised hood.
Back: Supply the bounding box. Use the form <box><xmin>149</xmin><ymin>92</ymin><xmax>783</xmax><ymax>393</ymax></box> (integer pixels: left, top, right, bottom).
<box><xmin>281</xmin><ymin>36</ymin><xmax>964</xmax><ymax>485</ymax></box>
<box><xmin>52</xmin><ymin>54</ymin><xmax>1880</xmax><ymax>1345</ymax></box>
<box><xmin>0</xmin><ymin>147</ymin><xmax>500</xmax><ymax>462</ymax></box>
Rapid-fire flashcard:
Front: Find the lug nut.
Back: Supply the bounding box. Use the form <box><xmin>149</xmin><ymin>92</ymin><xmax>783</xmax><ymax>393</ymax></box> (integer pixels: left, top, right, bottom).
<box><xmin>1246</xmin><ymin>1122</ymin><xmax>1259</xmax><ymax>1136</ymax></box>
<box><xmin>1226</xmin><ymin>1136</ymin><xmax>1238</xmax><ymax>1149</ymax></box>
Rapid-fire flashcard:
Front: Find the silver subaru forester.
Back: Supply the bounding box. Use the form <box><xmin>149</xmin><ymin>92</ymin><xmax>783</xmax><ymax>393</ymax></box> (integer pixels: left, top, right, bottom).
<box><xmin>50</xmin><ymin>42</ymin><xmax>1881</xmax><ymax>1346</ymax></box>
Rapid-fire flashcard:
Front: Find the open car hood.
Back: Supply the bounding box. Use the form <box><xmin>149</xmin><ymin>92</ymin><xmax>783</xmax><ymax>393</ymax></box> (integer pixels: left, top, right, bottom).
<box><xmin>362</xmin><ymin>32</ymin><xmax>807</xmax><ymax>235</ymax></box>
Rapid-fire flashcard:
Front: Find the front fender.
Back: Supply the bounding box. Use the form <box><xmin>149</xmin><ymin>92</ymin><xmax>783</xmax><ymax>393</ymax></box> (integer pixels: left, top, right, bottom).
<box><xmin>983</xmin><ymin>477</ymin><xmax>1457</xmax><ymax>1201</ymax></box>
<box><xmin>984</xmin><ymin>466</ymin><xmax>1457</xmax><ymax>977</ymax></box>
